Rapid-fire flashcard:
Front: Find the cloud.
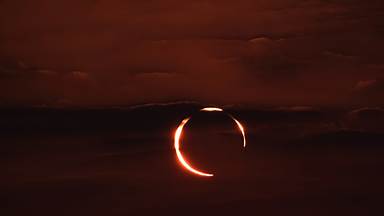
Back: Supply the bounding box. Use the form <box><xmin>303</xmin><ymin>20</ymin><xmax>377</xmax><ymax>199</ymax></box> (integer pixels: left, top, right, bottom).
<box><xmin>354</xmin><ymin>79</ymin><xmax>384</xmax><ymax>93</ymax></box>
<box><xmin>345</xmin><ymin>107</ymin><xmax>384</xmax><ymax>132</ymax></box>
<box><xmin>352</xmin><ymin>79</ymin><xmax>384</xmax><ymax>106</ymax></box>
<box><xmin>1</xmin><ymin>0</ymin><xmax>384</xmax><ymax>106</ymax></box>
<box><xmin>69</xmin><ymin>71</ymin><xmax>90</xmax><ymax>81</ymax></box>
<box><xmin>53</xmin><ymin>98</ymin><xmax>74</xmax><ymax>108</ymax></box>
<box><xmin>134</xmin><ymin>72</ymin><xmax>176</xmax><ymax>79</ymax></box>
<box><xmin>349</xmin><ymin>107</ymin><xmax>384</xmax><ymax>116</ymax></box>
<box><xmin>354</xmin><ymin>79</ymin><xmax>378</xmax><ymax>91</ymax></box>
<box><xmin>35</xmin><ymin>69</ymin><xmax>58</xmax><ymax>76</ymax></box>
<box><xmin>127</xmin><ymin>101</ymin><xmax>200</xmax><ymax>110</ymax></box>
<box><xmin>275</xmin><ymin>106</ymin><xmax>317</xmax><ymax>112</ymax></box>
<box><xmin>0</xmin><ymin>59</ymin><xmax>58</xmax><ymax>79</ymax></box>
<box><xmin>323</xmin><ymin>51</ymin><xmax>356</xmax><ymax>60</ymax></box>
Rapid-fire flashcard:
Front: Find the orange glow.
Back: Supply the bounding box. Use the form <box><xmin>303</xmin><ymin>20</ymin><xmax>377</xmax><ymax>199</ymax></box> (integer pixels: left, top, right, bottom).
<box><xmin>174</xmin><ymin>117</ymin><xmax>214</xmax><ymax>177</ymax></box>
<box><xmin>229</xmin><ymin>115</ymin><xmax>246</xmax><ymax>148</ymax></box>
<box><xmin>173</xmin><ymin>107</ymin><xmax>247</xmax><ymax>177</ymax></box>
<box><xmin>200</xmin><ymin>107</ymin><xmax>223</xmax><ymax>112</ymax></box>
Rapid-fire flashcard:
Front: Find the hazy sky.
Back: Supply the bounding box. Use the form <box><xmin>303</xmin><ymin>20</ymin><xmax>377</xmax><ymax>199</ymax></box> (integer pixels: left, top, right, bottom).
<box><xmin>1</xmin><ymin>0</ymin><xmax>383</xmax><ymax>107</ymax></box>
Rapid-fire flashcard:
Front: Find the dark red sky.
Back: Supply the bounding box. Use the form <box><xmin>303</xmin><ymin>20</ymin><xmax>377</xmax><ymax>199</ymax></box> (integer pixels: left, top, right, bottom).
<box><xmin>1</xmin><ymin>0</ymin><xmax>383</xmax><ymax>107</ymax></box>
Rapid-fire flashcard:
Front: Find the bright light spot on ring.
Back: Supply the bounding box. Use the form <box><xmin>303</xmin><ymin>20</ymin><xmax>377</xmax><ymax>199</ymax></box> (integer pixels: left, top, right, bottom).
<box><xmin>200</xmin><ymin>107</ymin><xmax>223</xmax><ymax>112</ymax></box>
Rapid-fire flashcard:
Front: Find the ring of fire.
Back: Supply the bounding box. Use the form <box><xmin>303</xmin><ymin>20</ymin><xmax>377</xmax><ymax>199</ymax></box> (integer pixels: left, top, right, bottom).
<box><xmin>174</xmin><ymin>107</ymin><xmax>246</xmax><ymax>177</ymax></box>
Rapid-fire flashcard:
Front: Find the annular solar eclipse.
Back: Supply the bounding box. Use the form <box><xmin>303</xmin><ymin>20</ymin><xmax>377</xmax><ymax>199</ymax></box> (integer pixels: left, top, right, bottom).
<box><xmin>174</xmin><ymin>107</ymin><xmax>246</xmax><ymax>177</ymax></box>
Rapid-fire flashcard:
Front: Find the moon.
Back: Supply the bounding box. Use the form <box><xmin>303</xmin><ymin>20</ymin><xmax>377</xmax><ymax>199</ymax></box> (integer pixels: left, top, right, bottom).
<box><xmin>173</xmin><ymin>107</ymin><xmax>246</xmax><ymax>177</ymax></box>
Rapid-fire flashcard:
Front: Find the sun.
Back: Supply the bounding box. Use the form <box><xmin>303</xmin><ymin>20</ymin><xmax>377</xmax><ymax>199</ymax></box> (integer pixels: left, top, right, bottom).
<box><xmin>173</xmin><ymin>107</ymin><xmax>246</xmax><ymax>177</ymax></box>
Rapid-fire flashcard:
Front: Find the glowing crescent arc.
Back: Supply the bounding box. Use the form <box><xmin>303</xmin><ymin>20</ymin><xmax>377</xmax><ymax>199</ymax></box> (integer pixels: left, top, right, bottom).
<box><xmin>173</xmin><ymin>107</ymin><xmax>246</xmax><ymax>177</ymax></box>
